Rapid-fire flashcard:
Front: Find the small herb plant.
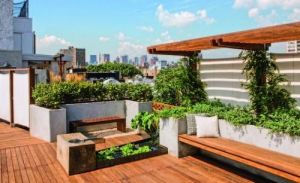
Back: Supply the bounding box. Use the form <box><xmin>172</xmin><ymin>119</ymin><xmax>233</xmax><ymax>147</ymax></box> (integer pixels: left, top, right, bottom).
<box><xmin>131</xmin><ymin>112</ymin><xmax>159</xmax><ymax>135</ymax></box>
<box><xmin>97</xmin><ymin>143</ymin><xmax>152</xmax><ymax>161</ymax></box>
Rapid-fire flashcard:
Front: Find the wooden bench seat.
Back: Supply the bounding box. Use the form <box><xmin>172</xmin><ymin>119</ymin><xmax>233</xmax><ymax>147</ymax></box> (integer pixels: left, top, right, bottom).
<box><xmin>179</xmin><ymin>134</ymin><xmax>300</xmax><ymax>182</ymax></box>
<box><xmin>70</xmin><ymin>116</ymin><xmax>126</xmax><ymax>133</ymax></box>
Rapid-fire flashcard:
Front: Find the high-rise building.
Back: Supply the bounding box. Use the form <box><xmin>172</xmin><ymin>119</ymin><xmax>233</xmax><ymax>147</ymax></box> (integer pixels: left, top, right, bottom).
<box><xmin>102</xmin><ymin>54</ymin><xmax>110</xmax><ymax>63</ymax></box>
<box><xmin>60</xmin><ymin>46</ymin><xmax>86</xmax><ymax>68</ymax></box>
<box><xmin>115</xmin><ymin>56</ymin><xmax>120</xmax><ymax>63</ymax></box>
<box><xmin>134</xmin><ymin>57</ymin><xmax>139</xmax><ymax>66</ymax></box>
<box><xmin>140</xmin><ymin>55</ymin><xmax>147</xmax><ymax>67</ymax></box>
<box><xmin>287</xmin><ymin>41</ymin><xmax>300</xmax><ymax>53</ymax></box>
<box><xmin>121</xmin><ymin>55</ymin><xmax>129</xmax><ymax>64</ymax></box>
<box><xmin>89</xmin><ymin>55</ymin><xmax>97</xmax><ymax>65</ymax></box>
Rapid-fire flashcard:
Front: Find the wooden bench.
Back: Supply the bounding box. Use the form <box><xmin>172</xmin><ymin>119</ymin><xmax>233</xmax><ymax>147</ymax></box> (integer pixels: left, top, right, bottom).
<box><xmin>179</xmin><ymin>134</ymin><xmax>300</xmax><ymax>182</ymax></box>
<box><xmin>70</xmin><ymin>116</ymin><xmax>126</xmax><ymax>133</ymax></box>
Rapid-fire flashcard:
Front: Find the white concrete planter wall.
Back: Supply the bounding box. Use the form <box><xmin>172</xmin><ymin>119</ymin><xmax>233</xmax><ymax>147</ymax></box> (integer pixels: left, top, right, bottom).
<box><xmin>30</xmin><ymin>105</ymin><xmax>66</xmax><ymax>142</ymax></box>
<box><xmin>159</xmin><ymin>117</ymin><xmax>196</xmax><ymax>157</ymax></box>
<box><xmin>63</xmin><ymin>101</ymin><xmax>125</xmax><ymax>132</ymax></box>
<box><xmin>125</xmin><ymin>100</ymin><xmax>152</xmax><ymax>129</ymax></box>
<box><xmin>219</xmin><ymin>119</ymin><xmax>300</xmax><ymax>158</ymax></box>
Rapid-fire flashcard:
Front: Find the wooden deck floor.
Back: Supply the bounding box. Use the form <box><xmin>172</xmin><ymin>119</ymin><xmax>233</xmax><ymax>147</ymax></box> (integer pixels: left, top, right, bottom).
<box><xmin>0</xmin><ymin>122</ymin><xmax>269</xmax><ymax>183</ymax></box>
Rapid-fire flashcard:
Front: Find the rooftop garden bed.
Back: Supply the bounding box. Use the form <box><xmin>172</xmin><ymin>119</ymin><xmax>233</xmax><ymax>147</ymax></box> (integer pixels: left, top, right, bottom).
<box><xmin>32</xmin><ymin>82</ymin><xmax>153</xmax><ymax>109</ymax></box>
<box><xmin>96</xmin><ymin>141</ymin><xmax>167</xmax><ymax>169</ymax></box>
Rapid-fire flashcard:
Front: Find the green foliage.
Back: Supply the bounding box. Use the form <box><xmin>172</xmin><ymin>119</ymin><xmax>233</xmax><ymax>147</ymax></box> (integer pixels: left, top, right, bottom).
<box><xmin>156</xmin><ymin>100</ymin><xmax>300</xmax><ymax>136</ymax></box>
<box><xmin>158</xmin><ymin>107</ymin><xmax>189</xmax><ymax>119</ymax></box>
<box><xmin>240</xmin><ymin>50</ymin><xmax>296</xmax><ymax>115</ymax></box>
<box><xmin>131</xmin><ymin>112</ymin><xmax>159</xmax><ymax>135</ymax></box>
<box><xmin>33</xmin><ymin>82</ymin><xmax>153</xmax><ymax>109</ymax></box>
<box><xmin>86</xmin><ymin>62</ymin><xmax>142</xmax><ymax>78</ymax></box>
<box><xmin>97</xmin><ymin>144</ymin><xmax>151</xmax><ymax>160</ymax></box>
<box><xmin>120</xmin><ymin>144</ymin><xmax>151</xmax><ymax>156</ymax></box>
<box><xmin>97</xmin><ymin>146</ymin><xmax>119</xmax><ymax>160</ymax></box>
<box><xmin>154</xmin><ymin>55</ymin><xmax>207</xmax><ymax>106</ymax></box>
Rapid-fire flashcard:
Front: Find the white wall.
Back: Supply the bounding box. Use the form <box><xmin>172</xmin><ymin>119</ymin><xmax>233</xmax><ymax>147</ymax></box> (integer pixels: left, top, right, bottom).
<box><xmin>0</xmin><ymin>0</ymin><xmax>14</xmax><ymax>50</ymax></box>
<box><xmin>13</xmin><ymin>17</ymin><xmax>34</xmax><ymax>54</ymax></box>
<box><xmin>201</xmin><ymin>53</ymin><xmax>300</xmax><ymax>107</ymax></box>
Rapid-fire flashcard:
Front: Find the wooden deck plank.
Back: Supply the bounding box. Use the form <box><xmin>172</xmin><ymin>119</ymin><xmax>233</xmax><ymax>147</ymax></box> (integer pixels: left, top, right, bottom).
<box><xmin>0</xmin><ymin>122</ymin><xmax>272</xmax><ymax>183</ymax></box>
<box><xmin>1</xmin><ymin>149</ymin><xmax>10</xmax><ymax>183</ymax></box>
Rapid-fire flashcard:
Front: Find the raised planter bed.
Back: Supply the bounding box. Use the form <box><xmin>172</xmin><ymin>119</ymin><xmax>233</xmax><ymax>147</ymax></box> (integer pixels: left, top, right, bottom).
<box><xmin>96</xmin><ymin>141</ymin><xmax>168</xmax><ymax>169</ymax></box>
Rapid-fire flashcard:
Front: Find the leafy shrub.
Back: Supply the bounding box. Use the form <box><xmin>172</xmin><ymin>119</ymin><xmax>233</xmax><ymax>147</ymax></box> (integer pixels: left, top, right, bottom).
<box><xmin>156</xmin><ymin>100</ymin><xmax>300</xmax><ymax>136</ymax></box>
<box><xmin>97</xmin><ymin>146</ymin><xmax>119</xmax><ymax>160</ymax></box>
<box><xmin>86</xmin><ymin>62</ymin><xmax>142</xmax><ymax>78</ymax></box>
<box><xmin>33</xmin><ymin>82</ymin><xmax>153</xmax><ymax>109</ymax></box>
<box><xmin>240</xmin><ymin>50</ymin><xmax>296</xmax><ymax>115</ymax></box>
<box><xmin>159</xmin><ymin>107</ymin><xmax>189</xmax><ymax>119</ymax></box>
<box><xmin>154</xmin><ymin>56</ymin><xmax>207</xmax><ymax>106</ymax></box>
<box><xmin>131</xmin><ymin>112</ymin><xmax>159</xmax><ymax>135</ymax></box>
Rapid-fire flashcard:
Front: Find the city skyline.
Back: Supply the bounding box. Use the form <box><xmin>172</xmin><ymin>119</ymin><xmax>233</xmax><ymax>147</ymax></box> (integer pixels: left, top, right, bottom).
<box><xmin>31</xmin><ymin>0</ymin><xmax>300</xmax><ymax>61</ymax></box>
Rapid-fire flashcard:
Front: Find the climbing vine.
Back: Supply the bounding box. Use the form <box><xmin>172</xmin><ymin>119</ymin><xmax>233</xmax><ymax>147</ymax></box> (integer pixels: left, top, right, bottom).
<box><xmin>240</xmin><ymin>50</ymin><xmax>295</xmax><ymax>115</ymax></box>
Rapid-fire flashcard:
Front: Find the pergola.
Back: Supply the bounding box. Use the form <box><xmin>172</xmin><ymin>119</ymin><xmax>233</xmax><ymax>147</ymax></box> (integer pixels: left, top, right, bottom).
<box><xmin>147</xmin><ymin>21</ymin><xmax>300</xmax><ymax>56</ymax></box>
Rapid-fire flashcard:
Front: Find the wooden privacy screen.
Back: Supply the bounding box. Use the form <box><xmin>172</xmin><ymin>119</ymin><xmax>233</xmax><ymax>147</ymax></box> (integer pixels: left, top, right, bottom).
<box><xmin>0</xmin><ymin>68</ymin><xmax>35</xmax><ymax>128</ymax></box>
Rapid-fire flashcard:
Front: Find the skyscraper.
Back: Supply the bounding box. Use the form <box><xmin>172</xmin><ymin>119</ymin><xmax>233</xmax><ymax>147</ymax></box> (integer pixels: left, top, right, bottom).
<box><xmin>134</xmin><ymin>57</ymin><xmax>139</xmax><ymax>66</ymax></box>
<box><xmin>89</xmin><ymin>55</ymin><xmax>97</xmax><ymax>65</ymax></box>
<box><xmin>140</xmin><ymin>55</ymin><xmax>147</xmax><ymax>67</ymax></box>
<box><xmin>103</xmin><ymin>54</ymin><xmax>110</xmax><ymax>63</ymax></box>
<box><xmin>121</xmin><ymin>55</ymin><xmax>129</xmax><ymax>64</ymax></box>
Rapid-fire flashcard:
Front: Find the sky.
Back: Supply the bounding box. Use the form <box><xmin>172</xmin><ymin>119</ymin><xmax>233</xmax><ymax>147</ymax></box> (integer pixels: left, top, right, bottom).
<box><xmin>29</xmin><ymin>0</ymin><xmax>300</xmax><ymax>61</ymax></box>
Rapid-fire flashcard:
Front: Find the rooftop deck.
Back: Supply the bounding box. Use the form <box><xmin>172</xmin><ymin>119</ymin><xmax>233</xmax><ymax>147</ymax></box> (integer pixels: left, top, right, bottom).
<box><xmin>0</xmin><ymin>122</ymin><xmax>269</xmax><ymax>183</ymax></box>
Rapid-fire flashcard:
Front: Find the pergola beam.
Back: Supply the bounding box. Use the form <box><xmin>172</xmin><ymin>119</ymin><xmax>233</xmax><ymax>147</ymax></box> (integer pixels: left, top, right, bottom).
<box><xmin>148</xmin><ymin>21</ymin><xmax>300</xmax><ymax>55</ymax></box>
<box><xmin>211</xmin><ymin>39</ymin><xmax>270</xmax><ymax>51</ymax></box>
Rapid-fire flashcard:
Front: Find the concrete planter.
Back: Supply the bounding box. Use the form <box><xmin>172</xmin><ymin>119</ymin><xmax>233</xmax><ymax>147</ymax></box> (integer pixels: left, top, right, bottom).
<box><xmin>125</xmin><ymin>100</ymin><xmax>152</xmax><ymax>129</ymax></box>
<box><xmin>30</xmin><ymin>105</ymin><xmax>66</xmax><ymax>142</ymax></box>
<box><xmin>159</xmin><ymin>117</ymin><xmax>196</xmax><ymax>157</ymax></box>
<box><xmin>219</xmin><ymin>119</ymin><xmax>300</xmax><ymax>158</ymax></box>
<box><xmin>63</xmin><ymin>101</ymin><xmax>126</xmax><ymax>132</ymax></box>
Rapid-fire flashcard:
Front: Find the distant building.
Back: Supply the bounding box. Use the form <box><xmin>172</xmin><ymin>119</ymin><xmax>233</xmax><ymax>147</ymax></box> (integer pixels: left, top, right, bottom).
<box><xmin>140</xmin><ymin>55</ymin><xmax>147</xmax><ymax>67</ymax></box>
<box><xmin>115</xmin><ymin>56</ymin><xmax>120</xmax><ymax>63</ymax></box>
<box><xmin>60</xmin><ymin>46</ymin><xmax>86</xmax><ymax>68</ymax></box>
<box><xmin>134</xmin><ymin>57</ymin><xmax>139</xmax><ymax>66</ymax></box>
<box><xmin>121</xmin><ymin>55</ymin><xmax>129</xmax><ymax>64</ymax></box>
<box><xmin>103</xmin><ymin>54</ymin><xmax>110</xmax><ymax>63</ymax></box>
<box><xmin>89</xmin><ymin>55</ymin><xmax>97</xmax><ymax>65</ymax></box>
<box><xmin>287</xmin><ymin>41</ymin><xmax>300</xmax><ymax>53</ymax></box>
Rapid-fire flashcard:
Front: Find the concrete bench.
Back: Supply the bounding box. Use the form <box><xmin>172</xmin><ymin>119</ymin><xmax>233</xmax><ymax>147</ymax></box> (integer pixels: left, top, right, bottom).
<box><xmin>179</xmin><ymin>134</ymin><xmax>300</xmax><ymax>183</ymax></box>
<box><xmin>69</xmin><ymin>116</ymin><xmax>126</xmax><ymax>133</ymax></box>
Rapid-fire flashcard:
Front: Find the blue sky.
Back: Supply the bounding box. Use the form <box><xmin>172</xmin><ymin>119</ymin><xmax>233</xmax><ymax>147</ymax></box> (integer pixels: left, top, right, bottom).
<box><xmin>30</xmin><ymin>0</ymin><xmax>300</xmax><ymax>61</ymax></box>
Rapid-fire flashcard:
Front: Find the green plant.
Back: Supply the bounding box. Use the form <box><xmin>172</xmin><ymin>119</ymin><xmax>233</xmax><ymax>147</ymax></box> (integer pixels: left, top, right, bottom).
<box><xmin>154</xmin><ymin>55</ymin><xmax>207</xmax><ymax>106</ymax></box>
<box><xmin>131</xmin><ymin>112</ymin><xmax>159</xmax><ymax>135</ymax></box>
<box><xmin>158</xmin><ymin>107</ymin><xmax>188</xmax><ymax>119</ymax></box>
<box><xmin>33</xmin><ymin>82</ymin><xmax>153</xmax><ymax>109</ymax></box>
<box><xmin>120</xmin><ymin>144</ymin><xmax>151</xmax><ymax>156</ymax></box>
<box><xmin>97</xmin><ymin>146</ymin><xmax>119</xmax><ymax>160</ymax></box>
<box><xmin>240</xmin><ymin>50</ymin><xmax>295</xmax><ymax>115</ymax></box>
<box><xmin>86</xmin><ymin>62</ymin><xmax>142</xmax><ymax>78</ymax></box>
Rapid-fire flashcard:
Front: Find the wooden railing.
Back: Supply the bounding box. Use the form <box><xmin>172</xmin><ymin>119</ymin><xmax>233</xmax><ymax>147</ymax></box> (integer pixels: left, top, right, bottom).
<box><xmin>152</xmin><ymin>102</ymin><xmax>176</xmax><ymax>111</ymax></box>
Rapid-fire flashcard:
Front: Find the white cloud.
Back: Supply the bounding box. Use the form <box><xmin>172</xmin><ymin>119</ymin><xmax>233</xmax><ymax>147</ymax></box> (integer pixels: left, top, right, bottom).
<box><xmin>156</xmin><ymin>4</ymin><xmax>215</xmax><ymax>27</ymax></box>
<box><xmin>138</xmin><ymin>26</ymin><xmax>154</xmax><ymax>32</ymax></box>
<box><xmin>99</xmin><ymin>36</ymin><xmax>110</xmax><ymax>42</ymax></box>
<box><xmin>36</xmin><ymin>35</ymin><xmax>71</xmax><ymax>54</ymax></box>
<box><xmin>233</xmin><ymin>0</ymin><xmax>300</xmax><ymax>25</ymax></box>
<box><xmin>233</xmin><ymin>0</ymin><xmax>253</xmax><ymax>8</ymax></box>
<box><xmin>117</xmin><ymin>41</ymin><xmax>146</xmax><ymax>57</ymax></box>
<box><xmin>117</xmin><ymin>32</ymin><xmax>128</xmax><ymax>41</ymax></box>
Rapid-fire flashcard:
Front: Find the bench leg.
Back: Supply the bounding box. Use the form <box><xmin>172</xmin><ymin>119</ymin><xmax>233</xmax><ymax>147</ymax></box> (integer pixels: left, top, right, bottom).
<box><xmin>117</xmin><ymin>121</ymin><xmax>126</xmax><ymax>132</ymax></box>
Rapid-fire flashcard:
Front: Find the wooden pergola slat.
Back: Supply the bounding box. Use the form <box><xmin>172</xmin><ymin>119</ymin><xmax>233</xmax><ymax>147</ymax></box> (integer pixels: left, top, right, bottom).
<box><xmin>148</xmin><ymin>21</ymin><xmax>300</xmax><ymax>55</ymax></box>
